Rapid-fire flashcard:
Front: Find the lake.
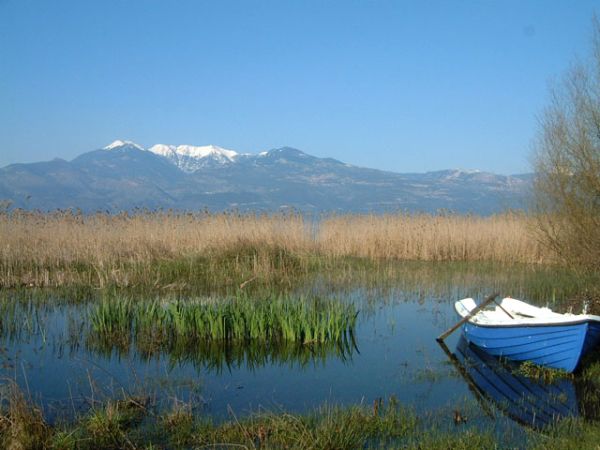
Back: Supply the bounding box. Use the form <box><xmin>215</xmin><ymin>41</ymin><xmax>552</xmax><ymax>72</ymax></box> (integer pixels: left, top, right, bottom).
<box><xmin>0</xmin><ymin>263</ymin><xmax>597</xmax><ymax>441</ymax></box>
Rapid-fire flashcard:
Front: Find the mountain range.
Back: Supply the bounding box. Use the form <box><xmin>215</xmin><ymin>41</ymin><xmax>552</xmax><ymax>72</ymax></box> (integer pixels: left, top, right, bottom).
<box><xmin>0</xmin><ymin>140</ymin><xmax>532</xmax><ymax>214</ymax></box>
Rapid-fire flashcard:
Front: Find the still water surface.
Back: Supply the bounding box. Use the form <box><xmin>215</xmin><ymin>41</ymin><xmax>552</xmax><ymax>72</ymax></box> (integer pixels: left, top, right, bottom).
<box><xmin>0</xmin><ymin>282</ymin><xmax>595</xmax><ymax>434</ymax></box>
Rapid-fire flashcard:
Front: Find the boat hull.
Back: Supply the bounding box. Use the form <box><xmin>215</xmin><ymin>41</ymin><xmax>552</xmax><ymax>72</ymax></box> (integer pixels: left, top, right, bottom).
<box><xmin>462</xmin><ymin>321</ymin><xmax>600</xmax><ymax>373</ymax></box>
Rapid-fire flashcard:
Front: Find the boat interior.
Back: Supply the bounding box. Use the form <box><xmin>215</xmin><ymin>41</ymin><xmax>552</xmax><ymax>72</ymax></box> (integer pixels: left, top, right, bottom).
<box><xmin>455</xmin><ymin>297</ymin><xmax>600</xmax><ymax>326</ymax></box>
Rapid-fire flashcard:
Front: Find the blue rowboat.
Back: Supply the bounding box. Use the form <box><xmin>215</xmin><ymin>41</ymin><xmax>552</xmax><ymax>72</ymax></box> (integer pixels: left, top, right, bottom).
<box><xmin>453</xmin><ymin>336</ymin><xmax>579</xmax><ymax>429</ymax></box>
<box><xmin>455</xmin><ymin>297</ymin><xmax>600</xmax><ymax>373</ymax></box>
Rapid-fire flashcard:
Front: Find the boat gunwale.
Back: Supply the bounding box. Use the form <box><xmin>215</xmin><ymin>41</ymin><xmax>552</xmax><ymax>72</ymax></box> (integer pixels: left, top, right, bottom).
<box><xmin>455</xmin><ymin>298</ymin><xmax>600</xmax><ymax>328</ymax></box>
<box><xmin>464</xmin><ymin>319</ymin><xmax>598</xmax><ymax>329</ymax></box>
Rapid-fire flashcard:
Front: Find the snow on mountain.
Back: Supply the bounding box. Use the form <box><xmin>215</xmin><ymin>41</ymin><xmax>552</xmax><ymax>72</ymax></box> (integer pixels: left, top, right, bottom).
<box><xmin>104</xmin><ymin>140</ymin><xmax>144</xmax><ymax>151</ymax></box>
<box><xmin>442</xmin><ymin>169</ymin><xmax>482</xmax><ymax>180</ymax></box>
<box><xmin>148</xmin><ymin>144</ymin><xmax>241</xmax><ymax>172</ymax></box>
<box><xmin>149</xmin><ymin>144</ymin><xmax>238</xmax><ymax>160</ymax></box>
<box><xmin>101</xmin><ymin>140</ymin><xmax>243</xmax><ymax>172</ymax></box>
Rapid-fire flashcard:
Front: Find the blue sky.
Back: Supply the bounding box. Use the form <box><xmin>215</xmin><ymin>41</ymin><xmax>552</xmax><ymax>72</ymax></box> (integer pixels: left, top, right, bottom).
<box><xmin>0</xmin><ymin>1</ymin><xmax>598</xmax><ymax>174</ymax></box>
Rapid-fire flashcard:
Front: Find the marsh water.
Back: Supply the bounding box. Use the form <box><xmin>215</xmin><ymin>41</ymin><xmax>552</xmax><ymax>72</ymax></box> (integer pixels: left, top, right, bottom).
<box><xmin>1</xmin><ymin>263</ymin><xmax>598</xmax><ymax>437</ymax></box>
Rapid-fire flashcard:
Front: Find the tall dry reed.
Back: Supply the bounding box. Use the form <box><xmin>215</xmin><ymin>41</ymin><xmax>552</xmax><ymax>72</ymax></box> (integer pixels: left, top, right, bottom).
<box><xmin>318</xmin><ymin>213</ymin><xmax>544</xmax><ymax>263</ymax></box>
<box><xmin>0</xmin><ymin>211</ymin><xmax>548</xmax><ymax>288</ymax></box>
<box><xmin>0</xmin><ymin>211</ymin><xmax>311</xmax><ymax>266</ymax></box>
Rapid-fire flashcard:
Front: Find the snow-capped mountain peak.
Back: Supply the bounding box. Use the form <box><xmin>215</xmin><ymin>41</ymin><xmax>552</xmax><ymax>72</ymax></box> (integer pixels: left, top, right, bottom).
<box><xmin>149</xmin><ymin>144</ymin><xmax>238</xmax><ymax>161</ymax></box>
<box><xmin>148</xmin><ymin>144</ymin><xmax>239</xmax><ymax>172</ymax></box>
<box><xmin>452</xmin><ymin>168</ymin><xmax>481</xmax><ymax>175</ymax></box>
<box><xmin>104</xmin><ymin>140</ymin><xmax>144</xmax><ymax>151</ymax></box>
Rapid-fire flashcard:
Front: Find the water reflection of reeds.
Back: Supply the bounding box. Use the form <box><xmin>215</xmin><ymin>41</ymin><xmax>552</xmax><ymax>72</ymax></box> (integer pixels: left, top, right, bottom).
<box><xmin>0</xmin><ymin>300</ymin><xmax>49</xmax><ymax>341</ymax></box>
<box><xmin>89</xmin><ymin>337</ymin><xmax>357</xmax><ymax>373</ymax></box>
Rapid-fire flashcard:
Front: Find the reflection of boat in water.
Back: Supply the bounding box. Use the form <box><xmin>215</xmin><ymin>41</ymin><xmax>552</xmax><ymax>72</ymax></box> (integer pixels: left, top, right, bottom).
<box><xmin>455</xmin><ymin>297</ymin><xmax>600</xmax><ymax>372</ymax></box>
<box><xmin>442</xmin><ymin>337</ymin><xmax>579</xmax><ymax>429</ymax></box>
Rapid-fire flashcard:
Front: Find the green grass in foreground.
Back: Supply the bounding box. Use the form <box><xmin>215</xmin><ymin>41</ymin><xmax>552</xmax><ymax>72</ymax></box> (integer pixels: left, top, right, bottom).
<box><xmin>3</xmin><ymin>385</ymin><xmax>600</xmax><ymax>450</ymax></box>
<box><xmin>0</xmin><ymin>386</ymin><xmax>498</xmax><ymax>450</ymax></box>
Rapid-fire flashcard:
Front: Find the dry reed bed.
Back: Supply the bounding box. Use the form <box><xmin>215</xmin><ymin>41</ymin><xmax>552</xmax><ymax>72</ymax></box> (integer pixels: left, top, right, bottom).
<box><xmin>0</xmin><ymin>212</ymin><xmax>312</xmax><ymax>265</ymax></box>
<box><xmin>0</xmin><ymin>211</ymin><xmax>547</xmax><ymax>288</ymax></box>
<box><xmin>319</xmin><ymin>214</ymin><xmax>543</xmax><ymax>262</ymax></box>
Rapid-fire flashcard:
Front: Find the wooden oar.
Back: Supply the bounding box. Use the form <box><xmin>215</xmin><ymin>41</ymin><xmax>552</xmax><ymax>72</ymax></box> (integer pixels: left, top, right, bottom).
<box><xmin>436</xmin><ymin>292</ymin><xmax>499</xmax><ymax>343</ymax></box>
<box><xmin>492</xmin><ymin>298</ymin><xmax>514</xmax><ymax>319</ymax></box>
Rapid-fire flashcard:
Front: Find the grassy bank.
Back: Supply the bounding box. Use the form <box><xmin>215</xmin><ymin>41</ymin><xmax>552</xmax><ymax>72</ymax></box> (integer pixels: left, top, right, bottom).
<box><xmin>0</xmin><ymin>211</ymin><xmax>548</xmax><ymax>290</ymax></box>
<box><xmin>3</xmin><ymin>384</ymin><xmax>600</xmax><ymax>450</ymax></box>
<box><xmin>0</xmin><ymin>386</ymin><xmax>502</xmax><ymax>449</ymax></box>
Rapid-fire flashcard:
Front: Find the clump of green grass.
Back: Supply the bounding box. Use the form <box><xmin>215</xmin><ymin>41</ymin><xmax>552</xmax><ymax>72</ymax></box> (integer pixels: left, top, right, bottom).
<box><xmin>159</xmin><ymin>405</ymin><xmax>195</xmax><ymax>448</ymax></box>
<box><xmin>529</xmin><ymin>417</ymin><xmax>600</xmax><ymax>449</ymax></box>
<box><xmin>581</xmin><ymin>358</ymin><xmax>600</xmax><ymax>385</ymax></box>
<box><xmin>83</xmin><ymin>399</ymin><xmax>146</xmax><ymax>449</ymax></box>
<box><xmin>0</xmin><ymin>382</ymin><xmax>50</xmax><ymax>450</ymax></box>
<box><xmin>87</xmin><ymin>292</ymin><xmax>359</xmax><ymax>373</ymax></box>
<box><xmin>576</xmin><ymin>351</ymin><xmax>600</xmax><ymax>420</ymax></box>
<box><xmin>516</xmin><ymin>361</ymin><xmax>573</xmax><ymax>384</ymax></box>
<box><xmin>89</xmin><ymin>298</ymin><xmax>134</xmax><ymax>341</ymax></box>
<box><xmin>45</xmin><ymin>400</ymin><xmax>147</xmax><ymax>450</ymax></box>
<box><xmin>89</xmin><ymin>293</ymin><xmax>358</xmax><ymax>351</ymax></box>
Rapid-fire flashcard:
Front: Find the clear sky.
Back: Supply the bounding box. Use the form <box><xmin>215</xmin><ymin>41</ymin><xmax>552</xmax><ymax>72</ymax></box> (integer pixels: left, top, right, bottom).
<box><xmin>0</xmin><ymin>1</ymin><xmax>598</xmax><ymax>174</ymax></box>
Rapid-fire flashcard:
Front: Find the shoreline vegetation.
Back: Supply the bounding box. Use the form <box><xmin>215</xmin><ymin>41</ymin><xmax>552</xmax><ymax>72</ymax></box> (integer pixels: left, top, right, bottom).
<box><xmin>0</xmin><ymin>385</ymin><xmax>490</xmax><ymax>449</ymax></box>
<box><xmin>3</xmin><ymin>210</ymin><xmax>598</xmax><ymax>309</ymax></box>
<box><xmin>1</xmin><ymin>211</ymin><xmax>549</xmax><ymax>291</ymax></box>
<box><xmin>1</xmin><ymin>383</ymin><xmax>599</xmax><ymax>450</ymax></box>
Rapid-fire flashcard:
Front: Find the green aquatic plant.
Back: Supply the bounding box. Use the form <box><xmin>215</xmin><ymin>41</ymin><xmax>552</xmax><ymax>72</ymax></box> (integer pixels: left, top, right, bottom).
<box><xmin>88</xmin><ymin>293</ymin><xmax>358</xmax><ymax>350</ymax></box>
<box><xmin>516</xmin><ymin>360</ymin><xmax>573</xmax><ymax>384</ymax></box>
<box><xmin>582</xmin><ymin>359</ymin><xmax>600</xmax><ymax>385</ymax></box>
<box><xmin>0</xmin><ymin>300</ymin><xmax>50</xmax><ymax>341</ymax></box>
